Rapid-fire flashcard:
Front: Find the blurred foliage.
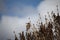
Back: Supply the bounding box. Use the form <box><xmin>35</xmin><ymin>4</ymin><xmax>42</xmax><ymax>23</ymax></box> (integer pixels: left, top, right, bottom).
<box><xmin>9</xmin><ymin>5</ymin><xmax>60</xmax><ymax>40</ymax></box>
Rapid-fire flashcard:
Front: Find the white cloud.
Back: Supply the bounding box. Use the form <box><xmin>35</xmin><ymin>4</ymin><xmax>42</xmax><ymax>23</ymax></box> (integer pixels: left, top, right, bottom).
<box><xmin>0</xmin><ymin>12</ymin><xmax>38</xmax><ymax>40</ymax></box>
<box><xmin>0</xmin><ymin>16</ymin><xmax>26</xmax><ymax>40</ymax></box>
<box><xmin>0</xmin><ymin>1</ymin><xmax>39</xmax><ymax>39</ymax></box>
<box><xmin>37</xmin><ymin>0</ymin><xmax>60</xmax><ymax>23</ymax></box>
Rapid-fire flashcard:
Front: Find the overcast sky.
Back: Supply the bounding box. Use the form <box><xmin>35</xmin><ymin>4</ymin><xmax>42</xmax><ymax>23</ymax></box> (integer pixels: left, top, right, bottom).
<box><xmin>0</xmin><ymin>0</ymin><xmax>60</xmax><ymax>40</ymax></box>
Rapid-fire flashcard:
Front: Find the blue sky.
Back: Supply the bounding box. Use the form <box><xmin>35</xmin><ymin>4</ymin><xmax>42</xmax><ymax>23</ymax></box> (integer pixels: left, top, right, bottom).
<box><xmin>0</xmin><ymin>0</ymin><xmax>43</xmax><ymax>19</ymax></box>
<box><xmin>4</xmin><ymin>0</ymin><xmax>43</xmax><ymax>7</ymax></box>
